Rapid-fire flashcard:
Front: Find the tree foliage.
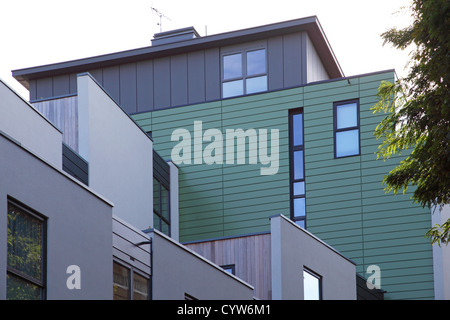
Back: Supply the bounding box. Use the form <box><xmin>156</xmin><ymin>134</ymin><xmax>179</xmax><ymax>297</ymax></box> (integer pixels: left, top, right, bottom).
<box><xmin>371</xmin><ymin>0</ymin><xmax>450</xmax><ymax>245</ymax></box>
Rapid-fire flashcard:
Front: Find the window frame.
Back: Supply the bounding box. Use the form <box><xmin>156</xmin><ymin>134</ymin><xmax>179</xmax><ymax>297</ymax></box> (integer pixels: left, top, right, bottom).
<box><xmin>153</xmin><ymin>177</ymin><xmax>171</xmax><ymax>236</ymax></box>
<box><xmin>289</xmin><ymin>108</ymin><xmax>306</xmax><ymax>228</ymax></box>
<box><xmin>6</xmin><ymin>198</ymin><xmax>47</xmax><ymax>300</ymax></box>
<box><xmin>221</xmin><ymin>47</ymin><xmax>268</xmax><ymax>98</ymax></box>
<box><xmin>333</xmin><ymin>99</ymin><xmax>361</xmax><ymax>158</ymax></box>
<box><xmin>221</xmin><ymin>264</ymin><xmax>236</xmax><ymax>275</ymax></box>
<box><xmin>113</xmin><ymin>260</ymin><xmax>151</xmax><ymax>300</ymax></box>
<box><xmin>303</xmin><ymin>267</ymin><xmax>322</xmax><ymax>300</ymax></box>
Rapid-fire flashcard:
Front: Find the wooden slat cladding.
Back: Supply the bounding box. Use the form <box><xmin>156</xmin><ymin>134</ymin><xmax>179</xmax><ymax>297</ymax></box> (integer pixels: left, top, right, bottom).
<box><xmin>185</xmin><ymin>233</ymin><xmax>272</xmax><ymax>300</ymax></box>
<box><xmin>32</xmin><ymin>96</ymin><xmax>78</xmax><ymax>152</ymax></box>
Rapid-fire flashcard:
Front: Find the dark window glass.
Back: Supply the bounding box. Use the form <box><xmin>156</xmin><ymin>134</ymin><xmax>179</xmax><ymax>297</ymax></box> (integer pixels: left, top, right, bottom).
<box><xmin>153</xmin><ymin>177</ymin><xmax>170</xmax><ymax>236</ymax></box>
<box><xmin>113</xmin><ymin>262</ymin><xmax>130</xmax><ymax>300</ymax></box>
<box><xmin>7</xmin><ymin>201</ymin><xmax>45</xmax><ymax>300</ymax></box>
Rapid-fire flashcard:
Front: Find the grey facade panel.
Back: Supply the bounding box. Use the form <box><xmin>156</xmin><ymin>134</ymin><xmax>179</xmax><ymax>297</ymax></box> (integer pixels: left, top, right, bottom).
<box><xmin>62</xmin><ymin>143</ymin><xmax>89</xmax><ymax>186</ymax></box>
<box><xmin>204</xmin><ymin>48</ymin><xmax>221</xmax><ymax>102</ymax></box>
<box><xmin>89</xmin><ymin>68</ymin><xmax>103</xmax><ymax>86</ymax></box>
<box><xmin>170</xmin><ymin>54</ymin><xmax>188</xmax><ymax>107</ymax></box>
<box><xmin>69</xmin><ymin>73</ymin><xmax>77</xmax><ymax>95</ymax></box>
<box><xmin>188</xmin><ymin>51</ymin><xmax>206</xmax><ymax>104</ymax></box>
<box><xmin>137</xmin><ymin>60</ymin><xmax>154</xmax><ymax>112</ymax></box>
<box><xmin>119</xmin><ymin>63</ymin><xmax>137</xmax><ymax>114</ymax></box>
<box><xmin>0</xmin><ymin>134</ymin><xmax>113</xmax><ymax>300</ymax></box>
<box><xmin>283</xmin><ymin>32</ymin><xmax>304</xmax><ymax>88</ymax></box>
<box><xmin>36</xmin><ymin>77</ymin><xmax>53</xmax><ymax>100</ymax></box>
<box><xmin>29</xmin><ymin>79</ymin><xmax>37</xmax><ymax>101</ymax></box>
<box><xmin>53</xmin><ymin>74</ymin><xmax>70</xmax><ymax>97</ymax></box>
<box><xmin>102</xmin><ymin>65</ymin><xmax>120</xmax><ymax>104</ymax></box>
<box><xmin>267</xmin><ymin>36</ymin><xmax>284</xmax><ymax>91</ymax></box>
<box><xmin>153</xmin><ymin>57</ymin><xmax>171</xmax><ymax>109</ymax></box>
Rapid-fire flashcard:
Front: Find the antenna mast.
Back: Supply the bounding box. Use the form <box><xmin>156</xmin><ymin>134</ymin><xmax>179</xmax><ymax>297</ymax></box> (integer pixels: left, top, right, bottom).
<box><xmin>151</xmin><ymin>6</ymin><xmax>171</xmax><ymax>32</ymax></box>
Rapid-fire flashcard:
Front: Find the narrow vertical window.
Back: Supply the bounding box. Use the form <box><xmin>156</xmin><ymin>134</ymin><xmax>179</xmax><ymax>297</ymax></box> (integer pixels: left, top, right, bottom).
<box><xmin>153</xmin><ymin>177</ymin><xmax>170</xmax><ymax>236</ymax></box>
<box><xmin>7</xmin><ymin>200</ymin><xmax>46</xmax><ymax>300</ymax></box>
<box><xmin>334</xmin><ymin>99</ymin><xmax>360</xmax><ymax>158</ymax></box>
<box><xmin>303</xmin><ymin>268</ymin><xmax>322</xmax><ymax>300</ymax></box>
<box><xmin>289</xmin><ymin>109</ymin><xmax>306</xmax><ymax>228</ymax></box>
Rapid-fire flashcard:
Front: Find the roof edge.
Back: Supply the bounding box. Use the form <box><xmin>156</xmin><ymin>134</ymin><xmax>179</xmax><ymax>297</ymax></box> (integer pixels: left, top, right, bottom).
<box><xmin>12</xmin><ymin>16</ymin><xmax>343</xmax><ymax>87</ymax></box>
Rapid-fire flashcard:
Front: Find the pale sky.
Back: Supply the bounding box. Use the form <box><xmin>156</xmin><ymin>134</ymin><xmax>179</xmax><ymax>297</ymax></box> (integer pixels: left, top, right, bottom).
<box><xmin>0</xmin><ymin>0</ymin><xmax>413</xmax><ymax>100</ymax></box>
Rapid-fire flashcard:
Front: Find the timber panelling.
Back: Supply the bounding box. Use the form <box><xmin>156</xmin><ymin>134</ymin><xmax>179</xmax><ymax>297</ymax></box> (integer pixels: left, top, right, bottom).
<box><xmin>185</xmin><ymin>233</ymin><xmax>272</xmax><ymax>300</ymax></box>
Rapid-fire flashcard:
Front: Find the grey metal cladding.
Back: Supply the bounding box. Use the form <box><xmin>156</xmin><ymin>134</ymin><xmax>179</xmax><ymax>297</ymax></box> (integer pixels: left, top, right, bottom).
<box><xmin>119</xmin><ymin>63</ymin><xmax>137</xmax><ymax>114</ymax></box>
<box><xmin>62</xmin><ymin>143</ymin><xmax>89</xmax><ymax>186</ymax></box>
<box><xmin>283</xmin><ymin>32</ymin><xmax>304</xmax><ymax>87</ymax></box>
<box><xmin>137</xmin><ymin>60</ymin><xmax>154</xmax><ymax>112</ymax></box>
<box><xmin>53</xmin><ymin>74</ymin><xmax>71</xmax><ymax>97</ymax></box>
<box><xmin>204</xmin><ymin>48</ymin><xmax>221</xmax><ymax>101</ymax></box>
<box><xmin>20</xmin><ymin>17</ymin><xmax>343</xmax><ymax>113</ymax></box>
<box><xmin>170</xmin><ymin>54</ymin><xmax>188</xmax><ymax>107</ymax></box>
<box><xmin>153</xmin><ymin>57</ymin><xmax>171</xmax><ymax>109</ymax></box>
<box><xmin>267</xmin><ymin>36</ymin><xmax>284</xmax><ymax>91</ymax></box>
<box><xmin>103</xmin><ymin>65</ymin><xmax>120</xmax><ymax>104</ymax></box>
<box><xmin>36</xmin><ymin>77</ymin><xmax>52</xmax><ymax>100</ymax></box>
<box><xmin>188</xmin><ymin>51</ymin><xmax>206</xmax><ymax>104</ymax></box>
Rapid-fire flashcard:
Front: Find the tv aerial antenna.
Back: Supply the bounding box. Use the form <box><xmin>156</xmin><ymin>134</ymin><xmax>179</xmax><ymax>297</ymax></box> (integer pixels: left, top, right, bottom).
<box><xmin>151</xmin><ymin>6</ymin><xmax>171</xmax><ymax>33</ymax></box>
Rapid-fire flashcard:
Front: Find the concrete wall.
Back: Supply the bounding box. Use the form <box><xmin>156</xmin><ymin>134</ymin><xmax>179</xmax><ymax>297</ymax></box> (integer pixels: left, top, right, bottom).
<box><xmin>0</xmin><ymin>79</ymin><xmax>62</xmax><ymax>168</ymax></box>
<box><xmin>432</xmin><ymin>204</ymin><xmax>450</xmax><ymax>300</ymax></box>
<box><xmin>0</xmin><ymin>133</ymin><xmax>113</xmax><ymax>300</ymax></box>
<box><xmin>270</xmin><ymin>214</ymin><xmax>356</xmax><ymax>300</ymax></box>
<box><xmin>151</xmin><ymin>229</ymin><xmax>254</xmax><ymax>300</ymax></box>
<box><xmin>77</xmin><ymin>73</ymin><xmax>153</xmax><ymax>231</ymax></box>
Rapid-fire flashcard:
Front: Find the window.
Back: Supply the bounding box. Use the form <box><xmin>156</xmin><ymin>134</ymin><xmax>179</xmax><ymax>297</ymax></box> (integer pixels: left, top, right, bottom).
<box><xmin>222</xmin><ymin>48</ymin><xmax>267</xmax><ymax>98</ymax></box>
<box><xmin>113</xmin><ymin>261</ymin><xmax>150</xmax><ymax>300</ymax></box>
<box><xmin>303</xmin><ymin>268</ymin><xmax>322</xmax><ymax>300</ymax></box>
<box><xmin>289</xmin><ymin>109</ymin><xmax>306</xmax><ymax>228</ymax></box>
<box><xmin>7</xmin><ymin>199</ymin><xmax>46</xmax><ymax>300</ymax></box>
<box><xmin>334</xmin><ymin>99</ymin><xmax>360</xmax><ymax>158</ymax></box>
<box><xmin>153</xmin><ymin>177</ymin><xmax>170</xmax><ymax>236</ymax></box>
<box><xmin>221</xmin><ymin>264</ymin><xmax>236</xmax><ymax>275</ymax></box>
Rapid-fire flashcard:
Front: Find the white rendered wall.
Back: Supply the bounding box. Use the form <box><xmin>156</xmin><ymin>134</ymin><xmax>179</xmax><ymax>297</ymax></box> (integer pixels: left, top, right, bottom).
<box><xmin>0</xmin><ymin>79</ymin><xmax>62</xmax><ymax>168</ymax></box>
<box><xmin>271</xmin><ymin>214</ymin><xmax>356</xmax><ymax>300</ymax></box>
<box><xmin>77</xmin><ymin>73</ymin><xmax>153</xmax><ymax>231</ymax></box>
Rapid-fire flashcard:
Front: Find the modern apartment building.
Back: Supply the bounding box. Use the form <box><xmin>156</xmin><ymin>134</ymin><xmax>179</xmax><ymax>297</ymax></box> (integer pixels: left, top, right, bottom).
<box><xmin>5</xmin><ymin>16</ymin><xmax>449</xmax><ymax>300</ymax></box>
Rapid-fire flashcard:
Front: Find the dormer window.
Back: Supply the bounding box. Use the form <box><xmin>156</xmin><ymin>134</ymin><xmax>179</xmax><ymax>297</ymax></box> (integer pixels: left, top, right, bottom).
<box><xmin>222</xmin><ymin>48</ymin><xmax>267</xmax><ymax>98</ymax></box>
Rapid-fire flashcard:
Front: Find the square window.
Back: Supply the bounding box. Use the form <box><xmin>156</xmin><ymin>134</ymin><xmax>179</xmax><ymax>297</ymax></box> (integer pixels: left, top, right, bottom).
<box><xmin>223</xmin><ymin>53</ymin><xmax>242</xmax><ymax>80</ymax></box>
<box><xmin>336</xmin><ymin>103</ymin><xmax>357</xmax><ymax>129</ymax></box>
<box><xmin>293</xmin><ymin>181</ymin><xmax>305</xmax><ymax>196</ymax></box>
<box><xmin>336</xmin><ymin>129</ymin><xmax>359</xmax><ymax>157</ymax></box>
<box><xmin>246</xmin><ymin>49</ymin><xmax>266</xmax><ymax>76</ymax></box>
<box><xmin>223</xmin><ymin>80</ymin><xmax>244</xmax><ymax>98</ymax></box>
<box><xmin>246</xmin><ymin>76</ymin><xmax>267</xmax><ymax>94</ymax></box>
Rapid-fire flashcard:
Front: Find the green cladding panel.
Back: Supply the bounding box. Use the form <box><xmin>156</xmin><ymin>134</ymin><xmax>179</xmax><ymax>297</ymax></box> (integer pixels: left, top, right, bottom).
<box><xmin>133</xmin><ymin>71</ymin><xmax>434</xmax><ymax>300</ymax></box>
